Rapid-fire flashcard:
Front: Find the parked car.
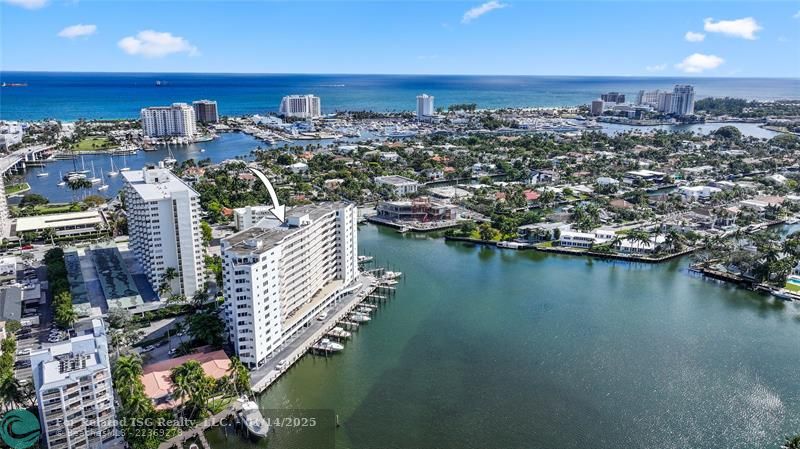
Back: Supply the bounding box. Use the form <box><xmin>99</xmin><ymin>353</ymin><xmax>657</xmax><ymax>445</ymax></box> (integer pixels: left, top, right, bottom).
<box><xmin>16</xmin><ymin>348</ymin><xmax>31</xmax><ymax>356</ymax></box>
<box><xmin>317</xmin><ymin>311</ymin><xmax>328</xmax><ymax>321</ymax></box>
<box><xmin>275</xmin><ymin>359</ymin><xmax>287</xmax><ymax>370</ymax></box>
<box><xmin>15</xmin><ymin>360</ymin><xmax>31</xmax><ymax>368</ymax></box>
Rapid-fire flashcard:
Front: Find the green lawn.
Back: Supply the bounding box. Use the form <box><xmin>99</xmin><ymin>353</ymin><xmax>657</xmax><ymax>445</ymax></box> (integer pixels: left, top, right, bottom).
<box><xmin>785</xmin><ymin>282</ymin><xmax>800</xmax><ymax>293</ymax></box>
<box><xmin>5</xmin><ymin>182</ymin><xmax>30</xmax><ymax>196</ymax></box>
<box><xmin>73</xmin><ymin>137</ymin><xmax>114</xmax><ymax>152</ymax></box>
<box><xmin>11</xmin><ymin>203</ymin><xmax>84</xmax><ymax>217</ymax></box>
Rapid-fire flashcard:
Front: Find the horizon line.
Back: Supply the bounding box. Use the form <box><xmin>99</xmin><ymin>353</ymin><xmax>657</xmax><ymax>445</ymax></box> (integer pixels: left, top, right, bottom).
<box><xmin>1</xmin><ymin>70</ymin><xmax>798</xmax><ymax>80</ymax></box>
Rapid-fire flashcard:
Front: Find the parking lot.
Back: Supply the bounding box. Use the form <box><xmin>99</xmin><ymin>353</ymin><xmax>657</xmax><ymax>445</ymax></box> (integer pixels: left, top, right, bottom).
<box><xmin>9</xmin><ymin>257</ymin><xmax>59</xmax><ymax>381</ymax></box>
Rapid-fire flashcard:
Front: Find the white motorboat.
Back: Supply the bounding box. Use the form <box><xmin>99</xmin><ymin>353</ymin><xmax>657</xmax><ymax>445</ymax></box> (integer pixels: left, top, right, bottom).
<box><xmin>36</xmin><ymin>171</ymin><xmax>49</xmax><ymax>177</ymax></box>
<box><xmin>312</xmin><ymin>338</ymin><xmax>344</xmax><ymax>352</ymax></box>
<box><xmin>237</xmin><ymin>399</ymin><xmax>269</xmax><ymax>440</ymax></box>
<box><xmin>384</xmin><ymin>271</ymin><xmax>402</xmax><ymax>279</ymax></box>
<box><xmin>328</xmin><ymin>327</ymin><xmax>352</xmax><ymax>339</ymax></box>
<box><xmin>349</xmin><ymin>313</ymin><xmax>371</xmax><ymax>323</ymax></box>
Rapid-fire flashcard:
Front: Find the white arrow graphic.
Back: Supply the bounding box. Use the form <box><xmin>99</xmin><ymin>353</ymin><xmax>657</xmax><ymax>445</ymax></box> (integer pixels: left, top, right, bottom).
<box><xmin>249</xmin><ymin>167</ymin><xmax>286</xmax><ymax>223</ymax></box>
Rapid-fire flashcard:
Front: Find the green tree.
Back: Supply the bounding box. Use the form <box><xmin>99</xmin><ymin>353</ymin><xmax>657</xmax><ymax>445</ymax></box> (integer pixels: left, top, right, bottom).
<box><xmin>200</xmin><ymin>221</ymin><xmax>213</xmax><ymax>245</ymax></box>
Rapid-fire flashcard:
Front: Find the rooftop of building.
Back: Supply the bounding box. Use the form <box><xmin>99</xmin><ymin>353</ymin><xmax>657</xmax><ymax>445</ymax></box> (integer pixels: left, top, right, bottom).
<box><xmin>31</xmin><ymin>319</ymin><xmax>109</xmax><ymax>388</ymax></box>
<box><xmin>374</xmin><ymin>175</ymin><xmax>419</xmax><ymax>185</ymax></box>
<box><xmin>0</xmin><ymin>286</ymin><xmax>22</xmax><ymax>321</ymax></box>
<box><xmin>14</xmin><ymin>210</ymin><xmax>104</xmax><ymax>233</ymax></box>
<box><xmin>122</xmin><ymin>167</ymin><xmax>199</xmax><ymax>201</ymax></box>
<box><xmin>140</xmin><ymin>348</ymin><xmax>230</xmax><ymax>410</ymax></box>
<box><xmin>223</xmin><ymin>202</ymin><xmax>351</xmax><ymax>256</ymax></box>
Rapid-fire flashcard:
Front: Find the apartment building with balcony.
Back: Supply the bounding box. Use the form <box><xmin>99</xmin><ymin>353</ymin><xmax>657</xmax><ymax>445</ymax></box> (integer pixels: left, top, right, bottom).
<box><xmin>122</xmin><ymin>167</ymin><xmax>204</xmax><ymax>299</ymax></box>
<box><xmin>221</xmin><ymin>202</ymin><xmax>358</xmax><ymax>368</ymax></box>
<box><xmin>31</xmin><ymin>319</ymin><xmax>119</xmax><ymax>449</ymax></box>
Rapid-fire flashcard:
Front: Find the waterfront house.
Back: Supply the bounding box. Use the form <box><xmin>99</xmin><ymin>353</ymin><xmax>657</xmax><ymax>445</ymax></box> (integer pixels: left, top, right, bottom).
<box><xmin>529</xmin><ymin>169</ymin><xmax>560</xmax><ymax>185</ymax></box>
<box><xmin>678</xmin><ymin>185</ymin><xmax>722</xmax><ymax>202</ymax></box>
<box><xmin>140</xmin><ymin>348</ymin><xmax>231</xmax><ymax>410</ymax></box>
<box><xmin>518</xmin><ymin>222</ymin><xmax>569</xmax><ymax>242</ymax></box>
<box><xmin>376</xmin><ymin>198</ymin><xmax>457</xmax><ymax>222</ymax></box>
<box><xmin>374</xmin><ymin>175</ymin><xmax>420</xmax><ymax>197</ymax></box>
<box><xmin>623</xmin><ymin>170</ymin><xmax>666</xmax><ymax>186</ymax></box>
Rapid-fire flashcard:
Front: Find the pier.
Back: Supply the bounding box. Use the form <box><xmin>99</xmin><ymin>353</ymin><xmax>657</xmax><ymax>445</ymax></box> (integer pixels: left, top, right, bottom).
<box><xmin>250</xmin><ymin>270</ymin><xmax>399</xmax><ymax>393</ymax></box>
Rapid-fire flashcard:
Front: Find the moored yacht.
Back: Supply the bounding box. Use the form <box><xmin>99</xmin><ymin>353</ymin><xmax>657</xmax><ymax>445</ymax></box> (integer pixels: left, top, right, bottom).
<box><xmin>237</xmin><ymin>398</ymin><xmax>269</xmax><ymax>440</ymax></box>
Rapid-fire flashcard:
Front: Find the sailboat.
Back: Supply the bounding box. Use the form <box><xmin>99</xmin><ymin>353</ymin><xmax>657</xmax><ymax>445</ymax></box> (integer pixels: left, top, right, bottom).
<box><xmin>89</xmin><ymin>161</ymin><xmax>102</xmax><ymax>184</ymax></box>
<box><xmin>79</xmin><ymin>155</ymin><xmax>90</xmax><ymax>174</ymax></box>
<box><xmin>107</xmin><ymin>157</ymin><xmax>119</xmax><ymax>176</ymax></box>
<box><xmin>97</xmin><ymin>168</ymin><xmax>109</xmax><ymax>191</ymax></box>
<box><xmin>119</xmin><ymin>153</ymin><xmax>130</xmax><ymax>172</ymax></box>
<box><xmin>57</xmin><ymin>171</ymin><xmax>66</xmax><ymax>187</ymax></box>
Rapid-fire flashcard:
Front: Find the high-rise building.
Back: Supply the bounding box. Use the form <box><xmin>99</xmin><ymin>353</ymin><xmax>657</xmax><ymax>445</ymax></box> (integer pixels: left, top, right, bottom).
<box><xmin>636</xmin><ymin>89</ymin><xmax>661</xmax><ymax>107</ymax></box>
<box><xmin>670</xmin><ymin>84</ymin><xmax>695</xmax><ymax>116</ymax></box>
<box><xmin>590</xmin><ymin>100</ymin><xmax>605</xmax><ymax>116</ymax></box>
<box><xmin>192</xmin><ymin>100</ymin><xmax>219</xmax><ymax>123</ymax></box>
<box><xmin>140</xmin><ymin>103</ymin><xmax>197</xmax><ymax>138</ymax></box>
<box><xmin>657</xmin><ymin>92</ymin><xmax>674</xmax><ymax>114</ymax></box>
<box><xmin>416</xmin><ymin>94</ymin><xmax>435</xmax><ymax>117</ymax></box>
<box><xmin>221</xmin><ymin>202</ymin><xmax>358</xmax><ymax>368</ymax></box>
<box><xmin>636</xmin><ymin>86</ymin><xmax>695</xmax><ymax>116</ymax></box>
<box><xmin>122</xmin><ymin>167</ymin><xmax>204</xmax><ymax>298</ymax></box>
<box><xmin>31</xmin><ymin>319</ymin><xmax>119</xmax><ymax>449</ymax></box>
<box><xmin>279</xmin><ymin>95</ymin><xmax>321</xmax><ymax>118</ymax></box>
<box><xmin>600</xmin><ymin>92</ymin><xmax>625</xmax><ymax>104</ymax></box>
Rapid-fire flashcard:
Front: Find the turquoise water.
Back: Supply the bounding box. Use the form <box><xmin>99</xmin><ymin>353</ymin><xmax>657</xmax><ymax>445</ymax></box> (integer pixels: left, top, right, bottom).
<box><xmin>208</xmin><ymin>225</ymin><xmax>800</xmax><ymax>449</ymax></box>
<box><xmin>787</xmin><ymin>278</ymin><xmax>800</xmax><ymax>286</ymax></box>
<box><xmin>1</xmin><ymin>72</ymin><xmax>798</xmax><ymax>121</ymax></box>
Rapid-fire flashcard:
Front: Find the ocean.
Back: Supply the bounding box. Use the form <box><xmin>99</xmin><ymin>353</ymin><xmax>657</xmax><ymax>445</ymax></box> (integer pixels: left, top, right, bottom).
<box><xmin>1</xmin><ymin>72</ymin><xmax>799</xmax><ymax>121</ymax></box>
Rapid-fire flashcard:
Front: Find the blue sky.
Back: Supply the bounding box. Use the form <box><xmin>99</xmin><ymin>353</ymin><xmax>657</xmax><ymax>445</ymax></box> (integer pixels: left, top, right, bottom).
<box><xmin>1</xmin><ymin>1</ymin><xmax>799</xmax><ymax>77</ymax></box>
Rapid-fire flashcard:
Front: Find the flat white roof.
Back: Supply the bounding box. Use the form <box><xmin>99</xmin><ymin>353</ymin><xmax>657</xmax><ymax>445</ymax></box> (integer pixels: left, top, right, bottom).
<box><xmin>15</xmin><ymin>210</ymin><xmax>104</xmax><ymax>233</ymax></box>
<box><xmin>122</xmin><ymin>169</ymin><xmax>198</xmax><ymax>201</ymax></box>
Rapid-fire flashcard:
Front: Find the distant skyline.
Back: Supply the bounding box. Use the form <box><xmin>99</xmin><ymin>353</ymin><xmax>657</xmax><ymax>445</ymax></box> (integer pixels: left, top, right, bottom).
<box><xmin>1</xmin><ymin>1</ymin><xmax>799</xmax><ymax>77</ymax></box>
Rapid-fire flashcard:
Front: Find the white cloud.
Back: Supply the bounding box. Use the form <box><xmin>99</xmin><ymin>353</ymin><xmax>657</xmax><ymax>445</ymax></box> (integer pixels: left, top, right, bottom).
<box><xmin>462</xmin><ymin>1</ymin><xmax>508</xmax><ymax>24</ymax></box>
<box><xmin>57</xmin><ymin>24</ymin><xmax>96</xmax><ymax>39</ymax></box>
<box><xmin>118</xmin><ymin>30</ymin><xmax>198</xmax><ymax>58</ymax></box>
<box><xmin>4</xmin><ymin>0</ymin><xmax>48</xmax><ymax>9</ymax></box>
<box><xmin>645</xmin><ymin>64</ymin><xmax>667</xmax><ymax>73</ymax></box>
<box><xmin>703</xmin><ymin>17</ymin><xmax>762</xmax><ymax>40</ymax></box>
<box><xmin>675</xmin><ymin>53</ymin><xmax>724</xmax><ymax>73</ymax></box>
<box><xmin>684</xmin><ymin>31</ymin><xmax>705</xmax><ymax>42</ymax></box>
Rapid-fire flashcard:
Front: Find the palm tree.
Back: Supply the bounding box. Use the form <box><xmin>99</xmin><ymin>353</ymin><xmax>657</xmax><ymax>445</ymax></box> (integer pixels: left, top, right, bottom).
<box><xmin>0</xmin><ymin>376</ymin><xmax>34</xmax><ymax>412</ymax></box>
<box><xmin>225</xmin><ymin>357</ymin><xmax>251</xmax><ymax>397</ymax></box>
<box><xmin>622</xmin><ymin>229</ymin><xmax>652</xmax><ymax>253</ymax></box>
<box><xmin>783</xmin><ymin>435</ymin><xmax>800</xmax><ymax>449</ymax></box>
<box><xmin>113</xmin><ymin>355</ymin><xmax>144</xmax><ymax>399</ymax></box>
<box><xmin>170</xmin><ymin>361</ymin><xmax>213</xmax><ymax>418</ymax></box>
